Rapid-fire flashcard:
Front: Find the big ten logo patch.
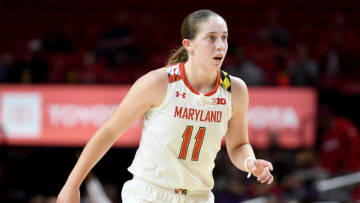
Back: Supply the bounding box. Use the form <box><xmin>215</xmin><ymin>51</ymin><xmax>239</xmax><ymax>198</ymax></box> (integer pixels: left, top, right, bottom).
<box><xmin>1</xmin><ymin>93</ymin><xmax>42</xmax><ymax>137</ymax></box>
<box><xmin>212</xmin><ymin>98</ymin><xmax>226</xmax><ymax>105</ymax></box>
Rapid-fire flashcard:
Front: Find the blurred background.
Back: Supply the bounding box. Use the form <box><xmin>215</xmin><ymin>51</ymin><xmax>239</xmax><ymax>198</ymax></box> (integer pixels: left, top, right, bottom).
<box><xmin>0</xmin><ymin>0</ymin><xmax>360</xmax><ymax>202</ymax></box>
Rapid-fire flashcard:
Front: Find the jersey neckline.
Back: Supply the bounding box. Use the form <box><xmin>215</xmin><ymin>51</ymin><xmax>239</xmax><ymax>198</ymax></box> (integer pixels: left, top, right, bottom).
<box><xmin>179</xmin><ymin>62</ymin><xmax>220</xmax><ymax>97</ymax></box>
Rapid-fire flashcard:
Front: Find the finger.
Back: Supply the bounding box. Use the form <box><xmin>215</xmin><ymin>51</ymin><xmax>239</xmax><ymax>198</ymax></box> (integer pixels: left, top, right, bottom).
<box><xmin>255</xmin><ymin>160</ymin><xmax>273</xmax><ymax>171</ymax></box>
<box><xmin>267</xmin><ymin>176</ymin><xmax>274</xmax><ymax>184</ymax></box>
<box><xmin>257</xmin><ymin>167</ymin><xmax>269</xmax><ymax>182</ymax></box>
<box><xmin>261</xmin><ymin>174</ymin><xmax>272</xmax><ymax>184</ymax></box>
<box><xmin>268</xmin><ymin>162</ymin><xmax>274</xmax><ymax>171</ymax></box>
<box><xmin>259</xmin><ymin>173</ymin><xmax>270</xmax><ymax>183</ymax></box>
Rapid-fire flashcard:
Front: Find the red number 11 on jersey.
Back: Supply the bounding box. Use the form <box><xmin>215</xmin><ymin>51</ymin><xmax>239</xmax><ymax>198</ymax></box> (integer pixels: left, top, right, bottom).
<box><xmin>178</xmin><ymin>126</ymin><xmax>206</xmax><ymax>161</ymax></box>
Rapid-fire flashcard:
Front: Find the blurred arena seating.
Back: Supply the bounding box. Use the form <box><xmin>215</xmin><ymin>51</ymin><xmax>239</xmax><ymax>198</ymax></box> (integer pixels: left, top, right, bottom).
<box><xmin>0</xmin><ymin>0</ymin><xmax>359</xmax><ymax>85</ymax></box>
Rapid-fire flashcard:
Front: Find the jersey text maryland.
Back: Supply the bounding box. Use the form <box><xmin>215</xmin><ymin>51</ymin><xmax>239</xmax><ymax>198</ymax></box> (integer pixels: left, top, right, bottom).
<box><xmin>174</xmin><ymin>106</ymin><xmax>222</xmax><ymax>123</ymax></box>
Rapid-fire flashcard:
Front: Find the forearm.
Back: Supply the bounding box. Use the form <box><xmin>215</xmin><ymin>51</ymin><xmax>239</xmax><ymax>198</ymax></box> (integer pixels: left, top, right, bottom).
<box><xmin>65</xmin><ymin>125</ymin><xmax>117</xmax><ymax>188</ymax></box>
<box><xmin>227</xmin><ymin>143</ymin><xmax>256</xmax><ymax>172</ymax></box>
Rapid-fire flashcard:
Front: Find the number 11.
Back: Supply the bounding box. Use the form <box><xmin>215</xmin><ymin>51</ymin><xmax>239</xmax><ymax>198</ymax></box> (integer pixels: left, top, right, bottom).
<box><xmin>178</xmin><ymin>126</ymin><xmax>206</xmax><ymax>161</ymax></box>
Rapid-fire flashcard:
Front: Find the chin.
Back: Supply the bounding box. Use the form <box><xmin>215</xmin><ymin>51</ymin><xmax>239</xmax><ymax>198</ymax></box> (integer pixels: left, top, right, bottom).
<box><xmin>214</xmin><ymin>62</ymin><xmax>223</xmax><ymax>69</ymax></box>
<box><xmin>211</xmin><ymin>60</ymin><xmax>224</xmax><ymax>68</ymax></box>
<box><xmin>202</xmin><ymin>61</ymin><xmax>221</xmax><ymax>71</ymax></box>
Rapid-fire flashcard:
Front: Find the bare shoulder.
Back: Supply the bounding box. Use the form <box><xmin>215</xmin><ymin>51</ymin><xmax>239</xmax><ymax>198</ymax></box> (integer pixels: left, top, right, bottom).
<box><xmin>229</xmin><ymin>75</ymin><xmax>249</xmax><ymax>115</ymax></box>
<box><xmin>230</xmin><ymin>76</ymin><xmax>247</xmax><ymax>92</ymax></box>
<box><xmin>139</xmin><ymin>67</ymin><xmax>168</xmax><ymax>87</ymax></box>
<box><xmin>133</xmin><ymin>67</ymin><xmax>168</xmax><ymax>107</ymax></box>
<box><xmin>230</xmin><ymin>76</ymin><xmax>248</xmax><ymax>98</ymax></box>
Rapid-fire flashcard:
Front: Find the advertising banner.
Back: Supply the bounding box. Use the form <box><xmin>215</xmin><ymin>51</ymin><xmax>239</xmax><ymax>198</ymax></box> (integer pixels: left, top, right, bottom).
<box><xmin>0</xmin><ymin>85</ymin><xmax>316</xmax><ymax>148</ymax></box>
<box><xmin>248</xmin><ymin>88</ymin><xmax>316</xmax><ymax>149</ymax></box>
<box><xmin>0</xmin><ymin>85</ymin><xmax>141</xmax><ymax>147</ymax></box>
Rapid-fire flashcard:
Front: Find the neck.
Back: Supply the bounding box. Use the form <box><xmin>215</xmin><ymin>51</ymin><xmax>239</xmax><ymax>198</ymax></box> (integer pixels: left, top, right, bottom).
<box><xmin>183</xmin><ymin>60</ymin><xmax>218</xmax><ymax>94</ymax></box>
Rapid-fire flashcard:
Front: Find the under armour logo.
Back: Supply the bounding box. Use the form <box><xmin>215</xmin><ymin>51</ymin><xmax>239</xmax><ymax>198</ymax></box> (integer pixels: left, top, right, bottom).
<box><xmin>176</xmin><ymin>91</ymin><xmax>186</xmax><ymax>98</ymax></box>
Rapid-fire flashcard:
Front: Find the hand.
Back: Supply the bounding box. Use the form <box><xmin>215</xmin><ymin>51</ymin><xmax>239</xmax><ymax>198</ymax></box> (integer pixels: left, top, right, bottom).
<box><xmin>247</xmin><ymin>159</ymin><xmax>274</xmax><ymax>184</ymax></box>
<box><xmin>57</xmin><ymin>184</ymin><xmax>80</xmax><ymax>203</ymax></box>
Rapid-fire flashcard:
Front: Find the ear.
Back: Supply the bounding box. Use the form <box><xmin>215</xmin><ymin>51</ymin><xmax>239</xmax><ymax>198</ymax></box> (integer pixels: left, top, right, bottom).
<box><xmin>182</xmin><ymin>39</ymin><xmax>193</xmax><ymax>55</ymax></box>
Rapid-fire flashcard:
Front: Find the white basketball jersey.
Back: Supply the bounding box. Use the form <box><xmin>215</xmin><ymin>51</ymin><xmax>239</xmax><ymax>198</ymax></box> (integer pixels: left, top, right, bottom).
<box><xmin>128</xmin><ymin>62</ymin><xmax>232</xmax><ymax>191</ymax></box>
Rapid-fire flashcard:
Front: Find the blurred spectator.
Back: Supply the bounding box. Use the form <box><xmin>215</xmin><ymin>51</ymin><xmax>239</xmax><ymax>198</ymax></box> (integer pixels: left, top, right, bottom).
<box><xmin>225</xmin><ymin>46</ymin><xmax>265</xmax><ymax>86</ymax></box>
<box><xmin>317</xmin><ymin>12</ymin><xmax>360</xmax><ymax>86</ymax></box>
<box><xmin>244</xmin><ymin>18</ymin><xmax>290</xmax><ymax>85</ymax></box>
<box><xmin>25</xmin><ymin>39</ymin><xmax>49</xmax><ymax>83</ymax></box>
<box><xmin>247</xmin><ymin>29</ymin><xmax>279</xmax><ymax>76</ymax></box>
<box><xmin>95</xmin><ymin>11</ymin><xmax>140</xmax><ymax>69</ymax></box>
<box><xmin>46</xmin><ymin>196</ymin><xmax>57</xmax><ymax>203</ymax></box>
<box><xmin>319</xmin><ymin>106</ymin><xmax>360</xmax><ymax>175</ymax></box>
<box><xmin>72</xmin><ymin>151</ymin><xmax>118</xmax><ymax>203</ymax></box>
<box><xmin>280</xmin><ymin>173</ymin><xmax>313</xmax><ymax>203</ymax></box>
<box><xmin>29</xmin><ymin>194</ymin><xmax>46</xmax><ymax>203</ymax></box>
<box><xmin>352</xmin><ymin>184</ymin><xmax>360</xmax><ymax>203</ymax></box>
<box><xmin>42</xmin><ymin>27</ymin><xmax>73</xmax><ymax>53</ymax></box>
<box><xmin>215</xmin><ymin>167</ymin><xmax>248</xmax><ymax>203</ymax></box>
<box><xmin>287</xmin><ymin>43</ymin><xmax>319</xmax><ymax>86</ymax></box>
<box><xmin>293</xmin><ymin>150</ymin><xmax>328</xmax><ymax>183</ymax></box>
<box><xmin>260</xmin><ymin>9</ymin><xmax>291</xmax><ymax>48</ymax></box>
<box><xmin>282</xmin><ymin>150</ymin><xmax>328</xmax><ymax>202</ymax></box>
<box><xmin>79</xmin><ymin>52</ymin><xmax>106</xmax><ymax>83</ymax></box>
<box><xmin>0</xmin><ymin>52</ymin><xmax>24</xmax><ymax>83</ymax></box>
<box><xmin>29</xmin><ymin>195</ymin><xmax>57</xmax><ymax>203</ymax></box>
<box><xmin>268</xmin><ymin>145</ymin><xmax>295</xmax><ymax>182</ymax></box>
<box><xmin>83</xmin><ymin>173</ymin><xmax>112</xmax><ymax>203</ymax></box>
<box><xmin>76</xmin><ymin>172</ymin><xmax>120</xmax><ymax>203</ymax></box>
<box><xmin>102</xmin><ymin>183</ymin><xmax>118</xmax><ymax>203</ymax></box>
<box><xmin>47</xmin><ymin>53</ymin><xmax>77</xmax><ymax>83</ymax></box>
<box><xmin>9</xmin><ymin>61</ymin><xmax>27</xmax><ymax>83</ymax></box>
<box><xmin>1</xmin><ymin>39</ymin><xmax>49</xmax><ymax>84</ymax></box>
<box><xmin>0</xmin><ymin>52</ymin><xmax>9</xmax><ymax>82</ymax></box>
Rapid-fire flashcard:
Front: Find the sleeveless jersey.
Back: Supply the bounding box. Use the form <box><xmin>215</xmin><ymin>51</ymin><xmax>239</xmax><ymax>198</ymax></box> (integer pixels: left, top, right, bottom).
<box><xmin>128</xmin><ymin>62</ymin><xmax>232</xmax><ymax>191</ymax></box>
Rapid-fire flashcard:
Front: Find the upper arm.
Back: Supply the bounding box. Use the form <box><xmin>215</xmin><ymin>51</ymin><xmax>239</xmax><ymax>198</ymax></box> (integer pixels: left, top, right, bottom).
<box><xmin>103</xmin><ymin>68</ymin><xmax>168</xmax><ymax>139</ymax></box>
<box><xmin>225</xmin><ymin>76</ymin><xmax>250</xmax><ymax>153</ymax></box>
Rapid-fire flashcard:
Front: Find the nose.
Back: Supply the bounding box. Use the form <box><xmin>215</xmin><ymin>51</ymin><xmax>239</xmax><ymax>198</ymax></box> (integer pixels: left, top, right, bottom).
<box><xmin>216</xmin><ymin>38</ymin><xmax>224</xmax><ymax>51</ymax></box>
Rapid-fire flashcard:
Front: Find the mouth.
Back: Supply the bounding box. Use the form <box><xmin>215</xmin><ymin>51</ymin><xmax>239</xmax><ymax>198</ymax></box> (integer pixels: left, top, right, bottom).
<box><xmin>213</xmin><ymin>56</ymin><xmax>223</xmax><ymax>62</ymax></box>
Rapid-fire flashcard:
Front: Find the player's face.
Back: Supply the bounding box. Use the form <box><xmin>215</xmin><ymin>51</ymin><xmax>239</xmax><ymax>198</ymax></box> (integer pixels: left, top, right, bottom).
<box><xmin>191</xmin><ymin>16</ymin><xmax>228</xmax><ymax>70</ymax></box>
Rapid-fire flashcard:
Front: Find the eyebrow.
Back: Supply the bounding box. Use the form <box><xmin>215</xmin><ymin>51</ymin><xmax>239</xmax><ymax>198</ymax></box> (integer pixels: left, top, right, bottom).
<box><xmin>207</xmin><ymin>32</ymin><xmax>228</xmax><ymax>34</ymax></box>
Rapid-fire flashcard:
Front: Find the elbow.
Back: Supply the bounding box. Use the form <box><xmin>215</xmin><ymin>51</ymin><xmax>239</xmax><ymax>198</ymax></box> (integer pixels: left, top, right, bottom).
<box><xmin>97</xmin><ymin>122</ymin><xmax>118</xmax><ymax>142</ymax></box>
<box><xmin>227</xmin><ymin>142</ymin><xmax>250</xmax><ymax>160</ymax></box>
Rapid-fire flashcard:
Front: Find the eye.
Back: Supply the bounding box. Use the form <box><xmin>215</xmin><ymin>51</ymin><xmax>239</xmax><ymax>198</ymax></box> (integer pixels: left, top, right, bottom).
<box><xmin>208</xmin><ymin>35</ymin><xmax>215</xmax><ymax>41</ymax></box>
<box><xmin>222</xmin><ymin>35</ymin><xmax>228</xmax><ymax>40</ymax></box>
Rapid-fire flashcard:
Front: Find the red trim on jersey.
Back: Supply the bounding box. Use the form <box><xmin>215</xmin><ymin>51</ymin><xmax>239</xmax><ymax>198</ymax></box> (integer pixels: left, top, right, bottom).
<box><xmin>179</xmin><ymin>62</ymin><xmax>220</xmax><ymax>96</ymax></box>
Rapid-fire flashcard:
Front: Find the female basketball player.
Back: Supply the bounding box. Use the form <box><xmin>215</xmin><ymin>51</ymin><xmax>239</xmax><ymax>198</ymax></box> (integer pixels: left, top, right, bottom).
<box><xmin>57</xmin><ymin>9</ymin><xmax>273</xmax><ymax>203</ymax></box>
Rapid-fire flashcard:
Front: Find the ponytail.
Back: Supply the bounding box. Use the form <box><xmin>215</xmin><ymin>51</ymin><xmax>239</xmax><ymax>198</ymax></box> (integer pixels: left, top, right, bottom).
<box><xmin>167</xmin><ymin>46</ymin><xmax>188</xmax><ymax>65</ymax></box>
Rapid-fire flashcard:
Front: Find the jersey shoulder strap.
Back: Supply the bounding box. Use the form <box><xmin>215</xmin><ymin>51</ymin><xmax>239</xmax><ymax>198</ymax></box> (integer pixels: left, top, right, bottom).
<box><xmin>167</xmin><ymin>64</ymin><xmax>182</xmax><ymax>83</ymax></box>
<box><xmin>220</xmin><ymin>70</ymin><xmax>231</xmax><ymax>92</ymax></box>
